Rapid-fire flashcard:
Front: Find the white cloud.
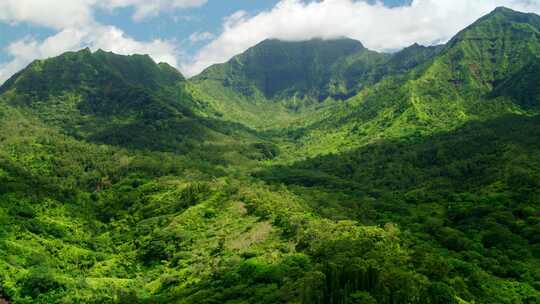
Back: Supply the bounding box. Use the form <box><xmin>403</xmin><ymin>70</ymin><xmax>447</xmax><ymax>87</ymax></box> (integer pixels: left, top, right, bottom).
<box><xmin>183</xmin><ymin>0</ymin><xmax>540</xmax><ymax>76</ymax></box>
<box><xmin>0</xmin><ymin>0</ymin><xmax>96</xmax><ymax>29</ymax></box>
<box><xmin>189</xmin><ymin>31</ymin><xmax>215</xmax><ymax>43</ymax></box>
<box><xmin>0</xmin><ymin>0</ymin><xmax>208</xmax><ymax>27</ymax></box>
<box><xmin>90</xmin><ymin>26</ymin><xmax>180</xmax><ymax>65</ymax></box>
<box><xmin>0</xmin><ymin>28</ymin><xmax>88</xmax><ymax>81</ymax></box>
<box><xmin>100</xmin><ymin>0</ymin><xmax>208</xmax><ymax>20</ymax></box>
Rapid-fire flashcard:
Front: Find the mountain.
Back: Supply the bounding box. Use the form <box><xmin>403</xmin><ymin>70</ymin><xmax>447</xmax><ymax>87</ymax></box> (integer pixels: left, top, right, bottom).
<box><xmin>0</xmin><ymin>49</ymin><xmax>260</xmax><ymax>153</ymax></box>
<box><xmin>195</xmin><ymin>38</ymin><xmax>372</xmax><ymax>101</ymax></box>
<box><xmin>386</xmin><ymin>5</ymin><xmax>540</xmax><ymax>131</ymax></box>
<box><xmin>0</xmin><ymin>48</ymin><xmax>185</xmax><ymax>113</ymax></box>
<box><xmin>1</xmin><ymin>6</ymin><xmax>540</xmax><ymax>304</ymax></box>
<box><xmin>421</xmin><ymin>6</ymin><xmax>540</xmax><ymax>105</ymax></box>
<box><xmin>191</xmin><ymin>38</ymin><xmax>442</xmax><ymax>130</ymax></box>
<box><xmin>277</xmin><ymin>6</ymin><xmax>540</xmax><ymax>157</ymax></box>
<box><xmin>253</xmin><ymin>8</ymin><xmax>540</xmax><ymax>303</ymax></box>
<box><xmin>195</xmin><ymin>38</ymin><xmax>444</xmax><ymax>104</ymax></box>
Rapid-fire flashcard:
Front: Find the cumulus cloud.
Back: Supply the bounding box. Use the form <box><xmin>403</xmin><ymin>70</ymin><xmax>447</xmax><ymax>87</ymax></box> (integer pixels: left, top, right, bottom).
<box><xmin>91</xmin><ymin>26</ymin><xmax>180</xmax><ymax>65</ymax></box>
<box><xmin>183</xmin><ymin>0</ymin><xmax>540</xmax><ymax>76</ymax></box>
<box><xmin>189</xmin><ymin>31</ymin><xmax>215</xmax><ymax>43</ymax></box>
<box><xmin>0</xmin><ymin>0</ymin><xmax>205</xmax><ymax>82</ymax></box>
<box><xmin>100</xmin><ymin>0</ymin><xmax>208</xmax><ymax>21</ymax></box>
<box><xmin>0</xmin><ymin>26</ymin><xmax>180</xmax><ymax>83</ymax></box>
<box><xmin>0</xmin><ymin>0</ymin><xmax>208</xmax><ymax>27</ymax></box>
<box><xmin>2</xmin><ymin>0</ymin><xmax>540</xmax><ymax>82</ymax></box>
<box><xmin>0</xmin><ymin>0</ymin><xmax>96</xmax><ymax>29</ymax></box>
<box><xmin>0</xmin><ymin>29</ymin><xmax>87</xmax><ymax>82</ymax></box>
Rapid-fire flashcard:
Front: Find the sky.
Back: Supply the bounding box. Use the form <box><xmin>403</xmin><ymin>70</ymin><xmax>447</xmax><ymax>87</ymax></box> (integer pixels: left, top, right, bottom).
<box><xmin>1</xmin><ymin>0</ymin><xmax>540</xmax><ymax>83</ymax></box>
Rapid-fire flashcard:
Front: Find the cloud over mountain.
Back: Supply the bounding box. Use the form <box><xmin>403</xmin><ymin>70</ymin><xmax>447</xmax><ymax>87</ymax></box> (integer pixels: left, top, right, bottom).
<box><xmin>184</xmin><ymin>0</ymin><xmax>540</xmax><ymax>76</ymax></box>
<box><xmin>2</xmin><ymin>0</ymin><xmax>540</xmax><ymax>82</ymax></box>
<box><xmin>0</xmin><ymin>0</ymin><xmax>207</xmax><ymax>82</ymax></box>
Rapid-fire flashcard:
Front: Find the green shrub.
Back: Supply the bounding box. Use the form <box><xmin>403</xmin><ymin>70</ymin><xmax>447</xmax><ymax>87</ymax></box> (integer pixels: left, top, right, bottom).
<box><xmin>19</xmin><ymin>271</ymin><xmax>64</xmax><ymax>299</ymax></box>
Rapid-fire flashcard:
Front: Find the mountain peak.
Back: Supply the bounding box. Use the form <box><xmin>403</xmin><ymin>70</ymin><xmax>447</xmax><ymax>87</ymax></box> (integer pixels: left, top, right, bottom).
<box><xmin>252</xmin><ymin>37</ymin><xmax>365</xmax><ymax>51</ymax></box>
<box><xmin>446</xmin><ymin>6</ymin><xmax>540</xmax><ymax>49</ymax></box>
<box><xmin>403</xmin><ymin>42</ymin><xmax>427</xmax><ymax>51</ymax></box>
<box><xmin>1</xmin><ymin>49</ymin><xmax>184</xmax><ymax>97</ymax></box>
<box><xmin>492</xmin><ymin>6</ymin><xmax>515</xmax><ymax>14</ymax></box>
<box><xmin>0</xmin><ymin>48</ymin><xmax>205</xmax><ymax>152</ymax></box>
<box><xmin>80</xmin><ymin>47</ymin><xmax>92</xmax><ymax>53</ymax></box>
<box><xmin>482</xmin><ymin>5</ymin><xmax>540</xmax><ymax>24</ymax></box>
<box><xmin>196</xmin><ymin>37</ymin><xmax>371</xmax><ymax>100</ymax></box>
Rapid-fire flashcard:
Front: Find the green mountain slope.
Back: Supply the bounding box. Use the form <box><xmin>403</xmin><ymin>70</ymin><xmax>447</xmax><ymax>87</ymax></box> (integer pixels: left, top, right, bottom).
<box><xmin>195</xmin><ymin>38</ymin><xmax>443</xmax><ymax>102</ymax></box>
<box><xmin>258</xmin><ymin>114</ymin><xmax>540</xmax><ymax>303</ymax></box>
<box><xmin>413</xmin><ymin>6</ymin><xmax>540</xmax><ymax>109</ymax></box>
<box><xmin>190</xmin><ymin>38</ymin><xmax>442</xmax><ymax>130</ymax></box>
<box><xmin>195</xmin><ymin>38</ymin><xmax>371</xmax><ymax>101</ymax></box>
<box><xmin>0</xmin><ymin>49</ymin><xmax>261</xmax><ymax>154</ymax></box>
<box><xmin>277</xmin><ymin>6</ymin><xmax>540</xmax><ymax>158</ymax></box>
<box><xmin>0</xmin><ymin>99</ymin><xmax>434</xmax><ymax>304</ymax></box>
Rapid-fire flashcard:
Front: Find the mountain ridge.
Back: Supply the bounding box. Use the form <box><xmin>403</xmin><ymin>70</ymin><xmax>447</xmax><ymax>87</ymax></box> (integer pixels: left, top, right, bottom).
<box><xmin>0</xmin><ymin>48</ymin><xmax>264</xmax><ymax>155</ymax></box>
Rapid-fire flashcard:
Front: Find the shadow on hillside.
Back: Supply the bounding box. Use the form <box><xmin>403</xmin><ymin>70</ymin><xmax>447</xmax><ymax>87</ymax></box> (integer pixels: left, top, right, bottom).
<box><xmin>80</xmin><ymin>114</ymin><xmax>270</xmax><ymax>163</ymax></box>
<box><xmin>254</xmin><ymin>114</ymin><xmax>540</xmax><ymax>199</ymax></box>
<box><xmin>253</xmin><ymin>114</ymin><xmax>540</xmax><ymax>289</ymax></box>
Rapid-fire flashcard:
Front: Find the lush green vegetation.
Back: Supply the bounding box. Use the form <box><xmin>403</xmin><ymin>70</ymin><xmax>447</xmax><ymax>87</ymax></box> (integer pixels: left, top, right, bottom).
<box><xmin>0</xmin><ymin>6</ymin><xmax>539</xmax><ymax>304</ymax></box>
